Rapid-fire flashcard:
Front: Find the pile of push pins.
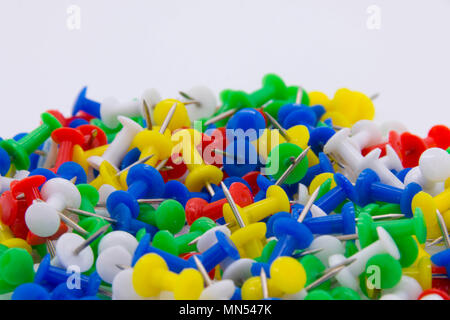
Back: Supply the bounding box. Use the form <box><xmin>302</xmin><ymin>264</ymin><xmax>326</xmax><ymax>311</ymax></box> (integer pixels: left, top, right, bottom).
<box><xmin>0</xmin><ymin>74</ymin><xmax>450</xmax><ymax>300</ymax></box>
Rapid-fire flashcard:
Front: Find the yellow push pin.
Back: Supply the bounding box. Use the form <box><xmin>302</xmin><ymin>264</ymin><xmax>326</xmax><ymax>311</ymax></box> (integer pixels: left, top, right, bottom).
<box><xmin>270</xmin><ymin>256</ymin><xmax>307</xmax><ymax>294</ymax></box>
<box><xmin>402</xmin><ymin>256</ymin><xmax>432</xmax><ymax>290</ymax></box>
<box><xmin>222</xmin><ymin>185</ymin><xmax>290</xmax><ymax>232</ymax></box>
<box><xmin>241</xmin><ymin>274</ymin><xmax>283</xmax><ymax>300</ymax></box>
<box><xmin>72</xmin><ymin>144</ymin><xmax>109</xmax><ymax>174</ymax></box>
<box><xmin>89</xmin><ymin>160</ymin><xmax>123</xmax><ymax>190</ymax></box>
<box><xmin>172</xmin><ymin>128</ymin><xmax>223</xmax><ymax>195</ymax></box>
<box><xmin>132</xmin><ymin>253</ymin><xmax>203</xmax><ymax>300</ymax></box>
<box><xmin>153</xmin><ymin>99</ymin><xmax>191</xmax><ymax>131</ymax></box>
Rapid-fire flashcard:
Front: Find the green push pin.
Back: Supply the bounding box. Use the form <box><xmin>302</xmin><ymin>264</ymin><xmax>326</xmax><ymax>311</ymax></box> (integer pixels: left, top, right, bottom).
<box><xmin>137</xmin><ymin>203</ymin><xmax>156</xmax><ymax>226</ymax></box>
<box><xmin>374</xmin><ymin>203</ymin><xmax>402</xmax><ymax>216</ymax></box>
<box><xmin>90</xmin><ymin>118</ymin><xmax>121</xmax><ymax>143</ymax></box>
<box><xmin>317</xmin><ymin>178</ymin><xmax>332</xmax><ymax>200</ymax></box>
<box><xmin>304</xmin><ymin>289</ymin><xmax>334</xmax><ymax>300</ymax></box>
<box><xmin>135</xmin><ymin>228</ymin><xmax>147</xmax><ymax>242</ymax></box>
<box><xmin>344</xmin><ymin>240</ymin><xmax>359</xmax><ymax>258</ymax></box>
<box><xmin>262</xmin><ymin>100</ymin><xmax>292</xmax><ymax>120</ymax></box>
<box><xmin>330</xmin><ymin>287</ymin><xmax>361</xmax><ymax>300</ymax></box>
<box><xmin>267</xmin><ymin>143</ymin><xmax>309</xmax><ymax>185</ymax></box>
<box><xmin>152</xmin><ymin>217</ymin><xmax>216</xmax><ymax>255</ymax></box>
<box><xmin>447</xmin><ymin>147</ymin><xmax>450</xmax><ymax>154</ymax></box>
<box><xmin>392</xmin><ymin>236</ymin><xmax>419</xmax><ymax>268</ymax></box>
<box><xmin>364</xmin><ymin>253</ymin><xmax>402</xmax><ymax>290</ymax></box>
<box><xmin>154</xmin><ymin>199</ymin><xmax>186</xmax><ymax>234</ymax></box>
<box><xmin>208</xmin><ymin>74</ymin><xmax>289</xmax><ymax>127</ymax></box>
<box><xmin>77</xmin><ymin>217</ymin><xmax>111</xmax><ymax>257</ymax></box>
<box><xmin>287</xmin><ymin>86</ymin><xmax>310</xmax><ymax>105</ymax></box>
<box><xmin>300</xmin><ymin>255</ymin><xmax>330</xmax><ymax>291</ymax></box>
<box><xmin>357</xmin><ymin>208</ymin><xmax>427</xmax><ymax>248</ymax></box>
<box><xmin>0</xmin><ymin>247</ymin><xmax>35</xmax><ymax>287</ymax></box>
<box><xmin>255</xmin><ymin>239</ymin><xmax>277</xmax><ymax>263</ymax></box>
<box><xmin>75</xmin><ymin>184</ymin><xmax>100</xmax><ymax>222</ymax></box>
<box><xmin>0</xmin><ymin>112</ymin><xmax>62</xmax><ymax>170</ymax></box>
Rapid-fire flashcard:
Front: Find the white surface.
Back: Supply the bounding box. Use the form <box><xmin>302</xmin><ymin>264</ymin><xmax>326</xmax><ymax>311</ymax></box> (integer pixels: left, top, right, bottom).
<box><xmin>0</xmin><ymin>0</ymin><xmax>449</xmax><ymax>138</ymax></box>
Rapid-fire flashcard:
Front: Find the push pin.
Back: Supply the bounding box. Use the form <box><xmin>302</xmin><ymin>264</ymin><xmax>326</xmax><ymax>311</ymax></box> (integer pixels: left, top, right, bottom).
<box><xmin>274</xmin><ymin>146</ymin><xmax>310</xmax><ymax>186</ymax></box>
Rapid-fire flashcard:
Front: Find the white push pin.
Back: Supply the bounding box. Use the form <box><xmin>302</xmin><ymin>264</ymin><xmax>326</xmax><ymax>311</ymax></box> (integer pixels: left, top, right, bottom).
<box><xmin>324</xmin><ymin>128</ymin><xmax>404</xmax><ymax>188</ymax></box>
<box><xmin>379</xmin><ymin>145</ymin><xmax>403</xmax><ymax>172</ymax></box>
<box><xmin>221</xmin><ymin>258</ymin><xmax>255</xmax><ymax>287</ymax></box>
<box><xmin>88</xmin><ymin>116</ymin><xmax>143</xmax><ymax>170</ymax></box>
<box><xmin>100</xmin><ymin>88</ymin><xmax>161</xmax><ymax>129</ymax></box>
<box><xmin>195</xmin><ymin>225</ymin><xmax>232</xmax><ymax>253</ymax></box>
<box><xmin>379</xmin><ymin>276</ymin><xmax>422</xmax><ymax>300</ymax></box>
<box><xmin>349</xmin><ymin>120</ymin><xmax>384</xmax><ymax>151</ymax></box>
<box><xmin>307</xmin><ymin>235</ymin><xmax>345</xmax><ymax>267</ymax></box>
<box><xmin>193</xmin><ymin>255</ymin><xmax>236</xmax><ymax>300</ymax></box>
<box><xmin>55</xmin><ymin>232</ymin><xmax>94</xmax><ymax>272</ymax></box>
<box><xmin>329</xmin><ymin>227</ymin><xmax>400</xmax><ymax>290</ymax></box>
<box><xmin>97</xmin><ymin>245</ymin><xmax>132</xmax><ymax>284</ymax></box>
<box><xmin>404</xmin><ymin>148</ymin><xmax>450</xmax><ymax>195</ymax></box>
<box><xmin>379</xmin><ymin>120</ymin><xmax>408</xmax><ymax>138</ymax></box>
<box><xmin>179</xmin><ymin>86</ymin><xmax>217</xmax><ymax>122</ymax></box>
<box><xmin>25</xmin><ymin>178</ymin><xmax>81</xmax><ymax>237</ymax></box>
<box><xmin>98</xmin><ymin>230</ymin><xmax>138</xmax><ymax>256</ymax></box>
<box><xmin>112</xmin><ymin>268</ymin><xmax>145</xmax><ymax>300</ymax></box>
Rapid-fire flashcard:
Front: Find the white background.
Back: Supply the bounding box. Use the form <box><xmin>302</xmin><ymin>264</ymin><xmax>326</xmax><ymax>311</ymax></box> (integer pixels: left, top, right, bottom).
<box><xmin>0</xmin><ymin>0</ymin><xmax>448</xmax><ymax>138</ymax></box>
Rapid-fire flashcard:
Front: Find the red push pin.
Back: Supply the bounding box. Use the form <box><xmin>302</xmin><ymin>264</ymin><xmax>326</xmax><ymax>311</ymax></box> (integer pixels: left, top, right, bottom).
<box><xmin>418</xmin><ymin>288</ymin><xmax>450</xmax><ymax>300</ymax></box>
<box><xmin>50</xmin><ymin>127</ymin><xmax>85</xmax><ymax>172</ymax></box>
<box><xmin>201</xmin><ymin>128</ymin><xmax>228</xmax><ymax>168</ymax></box>
<box><xmin>76</xmin><ymin>124</ymin><xmax>107</xmax><ymax>150</ymax></box>
<box><xmin>161</xmin><ymin>154</ymin><xmax>188</xmax><ymax>181</ymax></box>
<box><xmin>242</xmin><ymin>171</ymin><xmax>260</xmax><ymax>196</ymax></box>
<box><xmin>26</xmin><ymin>222</ymin><xmax>69</xmax><ymax>246</ymax></box>
<box><xmin>10</xmin><ymin>175</ymin><xmax>46</xmax><ymax>207</ymax></box>
<box><xmin>66</xmin><ymin>111</ymin><xmax>96</xmax><ymax>125</ymax></box>
<box><xmin>0</xmin><ymin>191</ymin><xmax>19</xmax><ymax>226</ymax></box>
<box><xmin>400</xmin><ymin>125</ymin><xmax>450</xmax><ymax>168</ymax></box>
<box><xmin>185</xmin><ymin>182</ymin><xmax>253</xmax><ymax>225</ymax></box>
<box><xmin>361</xmin><ymin>130</ymin><xmax>402</xmax><ymax>158</ymax></box>
<box><xmin>46</xmin><ymin>110</ymin><xmax>68</xmax><ymax>127</ymax></box>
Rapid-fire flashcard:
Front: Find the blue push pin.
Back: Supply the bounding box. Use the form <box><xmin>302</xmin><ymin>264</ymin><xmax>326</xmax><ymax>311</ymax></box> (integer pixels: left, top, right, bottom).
<box><xmin>187</xmin><ymin>230</ymin><xmax>240</xmax><ymax>272</ymax></box>
<box><xmin>163</xmin><ymin>180</ymin><xmax>211</xmax><ymax>204</ymax></box>
<box><xmin>265</xmin><ymin>211</ymin><xmax>291</xmax><ymax>238</ymax></box>
<box><xmin>431</xmin><ymin>250</ymin><xmax>450</xmax><ymax>278</ymax></box>
<box><xmin>313</xmin><ymin>173</ymin><xmax>357</xmax><ymax>214</ymax></box>
<box><xmin>72</xmin><ymin>86</ymin><xmax>101</xmax><ymax>118</ymax></box>
<box><xmin>30</xmin><ymin>161</ymin><xmax>87</xmax><ymax>185</ymax></box>
<box><xmin>226</xmin><ymin>108</ymin><xmax>266</xmax><ymax>141</ymax></box>
<box><xmin>355</xmin><ymin>168</ymin><xmax>422</xmax><ymax>217</ymax></box>
<box><xmin>57</xmin><ymin>161</ymin><xmax>87</xmax><ymax>184</ymax></box>
<box><xmin>51</xmin><ymin>283</ymin><xmax>81</xmax><ymax>300</ymax></box>
<box><xmin>108</xmin><ymin>164</ymin><xmax>165</xmax><ymax>218</ymax></box>
<box><xmin>34</xmin><ymin>254</ymin><xmax>102</xmax><ymax>296</ymax></box>
<box><xmin>267</xmin><ymin>216</ymin><xmax>314</xmax><ymax>264</ymax></box>
<box><xmin>222</xmin><ymin>138</ymin><xmax>260</xmax><ymax>177</ymax></box>
<box><xmin>282</xmin><ymin>106</ymin><xmax>317</xmax><ymax>130</ymax></box>
<box><xmin>303</xmin><ymin>202</ymin><xmax>356</xmax><ymax>235</ymax></box>
<box><xmin>300</xmin><ymin>152</ymin><xmax>334</xmax><ymax>186</ymax></box>
<box><xmin>396</xmin><ymin>168</ymin><xmax>412</xmax><ymax>183</ymax></box>
<box><xmin>308</xmin><ymin>126</ymin><xmax>335</xmax><ymax>155</ymax></box>
<box><xmin>0</xmin><ymin>148</ymin><xmax>11</xmax><ymax>176</ymax></box>
<box><xmin>107</xmin><ymin>196</ymin><xmax>157</xmax><ymax>236</ymax></box>
<box><xmin>120</xmin><ymin>148</ymin><xmax>141</xmax><ymax>171</ymax></box>
<box><xmin>131</xmin><ymin>233</ymin><xmax>190</xmax><ymax>273</ymax></box>
<box><xmin>68</xmin><ymin>118</ymin><xmax>90</xmax><ymax>128</ymax></box>
<box><xmin>12</xmin><ymin>283</ymin><xmax>51</xmax><ymax>300</ymax></box>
